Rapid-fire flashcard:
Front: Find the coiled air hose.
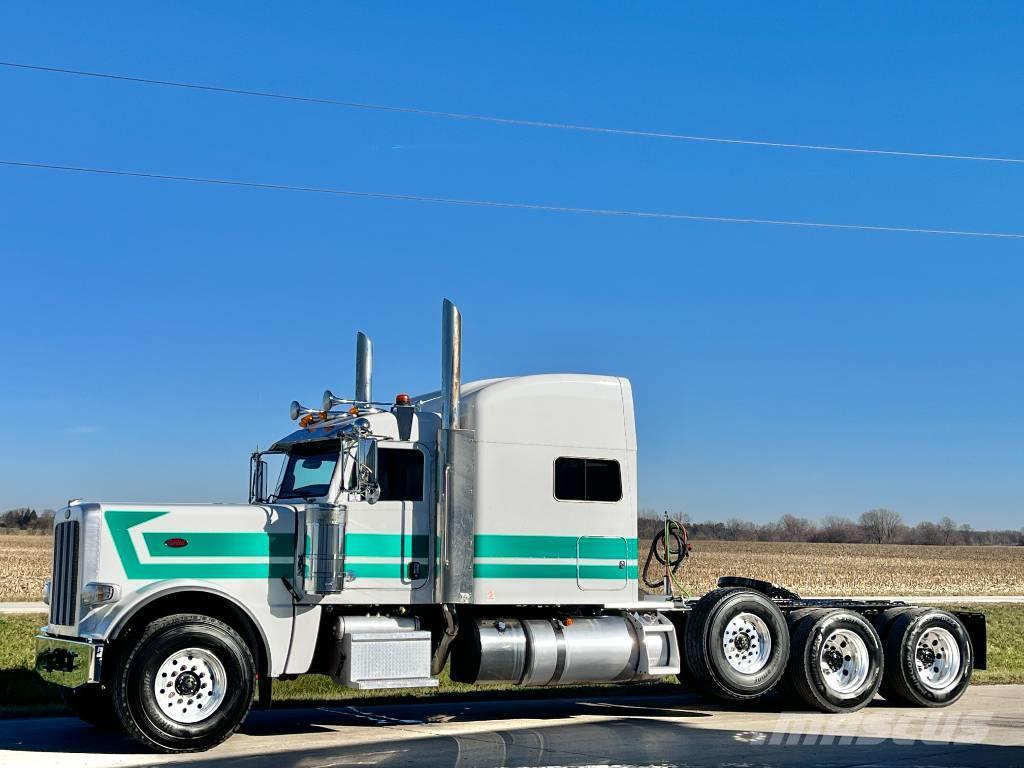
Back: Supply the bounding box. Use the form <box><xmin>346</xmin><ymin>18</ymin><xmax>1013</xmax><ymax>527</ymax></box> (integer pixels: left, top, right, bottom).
<box><xmin>642</xmin><ymin>515</ymin><xmax>692</xmax><ymax>595</ymax></box>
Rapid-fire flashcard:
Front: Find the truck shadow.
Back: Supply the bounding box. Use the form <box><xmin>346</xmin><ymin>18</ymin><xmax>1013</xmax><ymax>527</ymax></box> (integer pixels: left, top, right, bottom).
<box><xmin>205</xmin><ymin>712</ymin><xmax>1023</xmax><ymax>768</ymax></box>
<box><xmin>2</xmin><ymin>693</ymin><xmax>1016</xmax><ymax>767</ymax></box>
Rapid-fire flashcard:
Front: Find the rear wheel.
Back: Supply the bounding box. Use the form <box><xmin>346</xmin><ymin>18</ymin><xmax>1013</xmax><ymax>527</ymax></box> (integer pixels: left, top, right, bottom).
<box><xmin>786</xmin><ymin>609</ymin><xmax>883</xmax><ymax>713</ymax></box>
<box><xmin>879</xmin><ymin>610</ymin><xmax>972</xmax><ymax>707</ymax></box>
<box><xmin>112</xmin><ymin>614</ymin><xmax>255</xmax><ymax>752</ymax></box>
<box><xmin>684</xmin><ymin>588</ymin><xmax>789</xmax><ymax>701</ymax></box>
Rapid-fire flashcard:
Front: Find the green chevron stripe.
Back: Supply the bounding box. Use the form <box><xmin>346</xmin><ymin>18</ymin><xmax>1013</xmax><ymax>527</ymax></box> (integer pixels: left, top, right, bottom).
<box><xmin>106</xmin><ymin>511</ymin><xmax>293</xmax><ymax>579</ymax></box>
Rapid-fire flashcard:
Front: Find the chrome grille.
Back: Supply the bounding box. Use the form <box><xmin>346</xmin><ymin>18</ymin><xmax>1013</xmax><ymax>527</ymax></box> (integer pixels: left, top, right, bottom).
<box><xmin>50</xmin><ymin>520</ymin><xmax>80</xmax><ymax>626</ymax></box>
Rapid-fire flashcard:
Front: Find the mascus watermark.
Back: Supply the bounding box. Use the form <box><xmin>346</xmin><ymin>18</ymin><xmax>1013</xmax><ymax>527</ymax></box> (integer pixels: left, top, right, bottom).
<box><xmin>736</xmin><ymin>711</ymin><xmax>992</xmax><ymax>746</ymax></box>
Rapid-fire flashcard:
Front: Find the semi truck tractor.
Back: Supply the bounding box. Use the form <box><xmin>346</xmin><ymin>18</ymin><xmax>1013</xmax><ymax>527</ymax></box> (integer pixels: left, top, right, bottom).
<box><xmin>35</xmin><ymin>299</ymin><xmax>986</xmax><ymax>752</ymax></box>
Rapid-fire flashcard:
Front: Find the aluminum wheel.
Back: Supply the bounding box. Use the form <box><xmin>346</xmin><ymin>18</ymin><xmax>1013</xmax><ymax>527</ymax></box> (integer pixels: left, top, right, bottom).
<box><xmin>915</xmin><ymin>626</ymin><xmax>962</xmax><ymax>693</ymax></box>
<box><xmin>722</xmin><ymin>611</ymin><xmax>773</xmax><ymax>674</ymax></box>
<box><xmin>819</xmin><ymin>629</ymin><xmax>870</xmax><ymax>698</ymax></box>
<box><xmin>153</xmin><ymin>647</ymin><xmax>228</xmax><ymax>724</ymax></box>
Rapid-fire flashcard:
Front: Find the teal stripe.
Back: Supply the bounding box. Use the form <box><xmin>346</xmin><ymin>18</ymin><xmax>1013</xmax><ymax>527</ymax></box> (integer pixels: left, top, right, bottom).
<box><xmin>347</xmin><ymin>563</ymin><xmax>421</xmax><ymax>579</ymax></box>
<box><xmin>345</xmin><ymin>533</ymin><xmax>429</xmax><ymax>558</ymax></box>
<box><xmin>474</xmin><ymin>563</ymin><xmax>577</xmax><ymax>579</ymax></box>
<box><xmin>578</xmin><ymin>565</ymin><xmax>628</xmax><ymax>580</ymax></box>
<box><xmin>578</xmin><ymin>537</ymin><xmax>627</xmax><ymax>559</ymax></box>
<box><xmin>475</xmin><ymin>535</ymin><xmax>576</xmax><ymax>559</ymax></box>
<box><xmin>143</xmin><ymin>532</ymin><xmax>293</xmax><ymax>558</ymax></box>
<box><xmin>474</xmin><ymin>563</ymin><xmax>631</xmax><ymax>580</ymax></box>
<box><xmin>474</xmin><ymin>535</ymin><xmax>638</xmax><ymax>559</ymax></box>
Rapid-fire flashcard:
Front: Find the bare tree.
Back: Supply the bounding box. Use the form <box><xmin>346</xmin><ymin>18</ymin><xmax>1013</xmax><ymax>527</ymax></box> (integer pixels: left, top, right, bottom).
<box><xmin>778</xmin><ymin>514</ymin><xmax>814</xmax><ymax>542</ymax></box>
<box><xmin>938</xmin><ymin>516</ymin><xmax>959</xmax><ymax>545</ymax></box>
<box><xmin>859</xmin><ymin>508</ymin><xmax>903</xmax><ymax>544</ymax></box>
<box><xmin>816</xmin><ymin>515</ymin><xmax>859</xmax><ymax>543</ymax></box>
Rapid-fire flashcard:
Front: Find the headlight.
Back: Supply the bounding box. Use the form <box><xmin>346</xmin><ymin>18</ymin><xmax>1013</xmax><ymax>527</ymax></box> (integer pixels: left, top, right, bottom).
<box><xmin>42</xmin><ymin>578</ymin><xmax>52</xmax><ymax>606</ymax></box>
<box><xmin>81</xmin><ymin>582</ymin><xmax>121</xmax><ymax>607</ymax></box>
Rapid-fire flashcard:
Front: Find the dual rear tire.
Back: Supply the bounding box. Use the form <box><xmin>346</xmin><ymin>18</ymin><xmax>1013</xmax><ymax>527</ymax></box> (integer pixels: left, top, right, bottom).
<box><xmin>876</xmin><ymin>608</ymin><xmax>973</xmax><ymax>707</ymax></box>
<box><xmin>785</xmin><ymin>608</ymin><xmax>884</xmax><ymax>713</ymax></box>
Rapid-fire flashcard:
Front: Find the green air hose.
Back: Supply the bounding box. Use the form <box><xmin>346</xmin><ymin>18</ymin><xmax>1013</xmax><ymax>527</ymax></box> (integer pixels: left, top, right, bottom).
<box><xmin>641</xmin><ymin>515</ymin><xmax>693</xmax><ymax>596</ymax></box>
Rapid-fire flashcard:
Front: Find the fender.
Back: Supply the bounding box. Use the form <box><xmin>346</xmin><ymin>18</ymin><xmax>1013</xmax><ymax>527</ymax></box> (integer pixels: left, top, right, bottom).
<box><xmin>102</xmin><ymin>580</ymin><xmax>292</xmax><ymax>676</ymax></box>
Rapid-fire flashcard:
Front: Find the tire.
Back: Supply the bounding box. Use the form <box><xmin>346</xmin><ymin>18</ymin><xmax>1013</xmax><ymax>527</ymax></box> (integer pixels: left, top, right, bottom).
<box><xmin>870</xmin><ymin>607</ymin><xmax>926</xmax><ymax>702</ymax></box>
<box><xmin>111</xmin><ymin>614</ymin><xmax>256</xmax><ymax>752</ymax></box>
<box><xmin>65</xmin><ymin>684</ymin><xmax>121</xmax><ymax>730</ymax></box>
<box><xmin>786</xmin><ymin>607</ymin><xmax>831</xmax><ymax>628</ymax></box>
<box><xmin>787</xmin><ymin>609</ymin><xmax>883</xmax><ymax>713</ymax></box>
<box><xmin>684</xmin><ymin>588</ymin><xmax>790</xmax><ymax>701</ymax></box>
<box><xmin>879</xmin><ymin>610</ymin><xmax>973</xmax><ymax>708</ymax></box>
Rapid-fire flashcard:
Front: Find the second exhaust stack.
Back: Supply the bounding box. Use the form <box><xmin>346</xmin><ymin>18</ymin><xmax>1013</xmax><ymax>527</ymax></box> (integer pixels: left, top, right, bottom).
<box><xmin>355</xmin><ymin>331</ymin><xmax>372</xmax><ymax>404</ymax></box>
<box><xmin>441</xmin><ymin>299</ymin><xmax>461</xmax><ymax>429</ymax></box>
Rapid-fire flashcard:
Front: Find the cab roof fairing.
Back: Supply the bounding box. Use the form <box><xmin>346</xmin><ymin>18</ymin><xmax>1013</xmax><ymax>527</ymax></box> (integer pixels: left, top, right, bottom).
<box><xmin>419</xmin><ymin>374</ymin><xmax>636</xmax><ymax>451</ymax></box>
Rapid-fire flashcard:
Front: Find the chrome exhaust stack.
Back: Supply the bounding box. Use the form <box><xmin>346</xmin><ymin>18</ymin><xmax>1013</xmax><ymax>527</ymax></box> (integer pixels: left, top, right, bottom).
<box><xmin>355</xmin><ymin>331</ymin><xmax>373</xmax><ymax>405</ymax></box>
<box><xmin>440</xmin><ymin>300</ymin><xmax>461</xmax><ymax>430</ymax></box>
<box><xmin>435</xmin><ymin>298</ymin><xmax>474</xmax><ymax>619</ymax></box>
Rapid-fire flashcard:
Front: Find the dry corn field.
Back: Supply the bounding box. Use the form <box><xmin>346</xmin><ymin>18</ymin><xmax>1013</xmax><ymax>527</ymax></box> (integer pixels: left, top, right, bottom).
<box><xmin>2</xmin><ymin>535</ymin><xmax>1023</xmax><ymax>601</ymax></box>
<box><xmin>0</xmin><ymin>534</ymin><xmax>53</xmax><ymax>601</ymax></box>
<box><xmin>643</xmin><ymin>540</ymin><xmax>1024</xmax><ymax>597</ymax></box>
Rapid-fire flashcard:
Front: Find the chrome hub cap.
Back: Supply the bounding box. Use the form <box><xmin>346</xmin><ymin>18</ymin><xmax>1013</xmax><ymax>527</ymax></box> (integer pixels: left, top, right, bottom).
<box><xmin>819</xmin><ymin>629</ymin><xmax>870</xmax><ymax>698</ymax></box>
<box><xmin>723</xmin><ymin>612</ymin><xmax>773</xmax><ymax>674</ymax></box>
<box><xmin>154</xmin><ymin>647</ymin><xmax>227</xmax><ymax>724</ymax></box>
<box><xmin>915</xmin><ymin>627</ymin><xmax>961</xmax><ymax>693</ymax></box>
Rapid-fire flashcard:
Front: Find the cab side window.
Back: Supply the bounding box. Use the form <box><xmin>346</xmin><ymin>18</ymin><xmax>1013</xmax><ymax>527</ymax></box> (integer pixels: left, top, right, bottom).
<box><xmin>554</xmin><ymin>457</ymin><xmax>622</xmax><ymax>502</ymax></box>
<box><xmin>377</xmin><ymin>447</ymin><xmax>425</xmax><ymax>501</ymax></box>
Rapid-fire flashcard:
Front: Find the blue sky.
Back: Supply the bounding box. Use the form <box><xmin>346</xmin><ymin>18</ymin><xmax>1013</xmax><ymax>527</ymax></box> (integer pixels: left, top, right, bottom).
<box><xmin>1</xmin><ymin>3</ymin><xmax>1021</xmax><ymax>528</ymax></box>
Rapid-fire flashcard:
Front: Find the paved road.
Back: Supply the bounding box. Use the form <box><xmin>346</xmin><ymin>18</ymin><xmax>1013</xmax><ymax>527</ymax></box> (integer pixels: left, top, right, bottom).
<box><xmin>1</xmin><ymin>686</ymin><xmax>1020</xmax><ymax>768</ymax></box>
<box><xmin>5</xmin><ymin>595</ymin><xmax>1024</xmax><ymax>616</ymax></box>
<box><xmin>0</xmin><ymin>602</ymin><xmax>46</xmax><ymax>615</ymax></box>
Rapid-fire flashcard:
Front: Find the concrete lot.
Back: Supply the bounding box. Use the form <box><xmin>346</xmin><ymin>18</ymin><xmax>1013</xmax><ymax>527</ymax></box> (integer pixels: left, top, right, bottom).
<box><xmin>0</xmin><ymin>685</ymin><xmax>1020</xmax><ymax>768</ymax></box>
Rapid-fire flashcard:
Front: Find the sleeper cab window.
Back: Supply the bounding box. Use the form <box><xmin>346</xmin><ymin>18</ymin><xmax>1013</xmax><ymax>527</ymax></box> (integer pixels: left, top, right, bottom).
<box><xmin>377</xmin><ymin>446</ymin><xmax>425</xmax><ymax>502</ymax></box>
<box><xmin>554</xmin><ymin>457</ymin><xmax>622</xmax><ymax>502</ymax></box>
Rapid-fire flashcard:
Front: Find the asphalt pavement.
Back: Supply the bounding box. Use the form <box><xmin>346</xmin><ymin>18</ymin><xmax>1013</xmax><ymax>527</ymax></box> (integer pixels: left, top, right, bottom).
<box><xmin>0</xmin><ymin>685</ymin><xmax>1020</xmax><ymax>768</ymax></box>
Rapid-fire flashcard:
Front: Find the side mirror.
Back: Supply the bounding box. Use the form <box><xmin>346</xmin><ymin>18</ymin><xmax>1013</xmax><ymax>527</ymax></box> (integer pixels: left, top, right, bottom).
<box><xmin>249</xmin><ymin>454</ymin><xmax>268</xmax><ymax>504</ymax></box>
<box><xmin>355</xmin><ymin>437</ymin><xmax>380</xmax><ymax>504</ymax></box>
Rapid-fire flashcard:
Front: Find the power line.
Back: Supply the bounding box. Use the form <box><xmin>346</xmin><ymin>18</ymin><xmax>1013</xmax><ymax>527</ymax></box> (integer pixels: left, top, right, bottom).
<box><xmin>2</xmin><ymin>158</ymin><xmax>1021</xmax><ymax>239</ymax></box>
<box><xmin>2</xmin><ymin>61</ymin><xmax>1022</xmax><ymax>166</ymax></box>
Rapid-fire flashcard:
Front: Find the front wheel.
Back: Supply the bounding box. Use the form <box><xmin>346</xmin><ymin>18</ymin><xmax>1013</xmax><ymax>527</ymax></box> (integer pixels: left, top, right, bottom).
<box><xmin>112</xmin><ymin>614</ymin><xmax>255</xmax><ymax>752</ymax></box>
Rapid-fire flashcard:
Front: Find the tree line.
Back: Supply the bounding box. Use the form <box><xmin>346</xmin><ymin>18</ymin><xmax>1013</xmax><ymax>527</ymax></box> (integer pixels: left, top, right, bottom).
<box><xmin>639</xmin><ymin>508</ymin><xmax>1024</xmax><ymax>546</ymax></box>
<box><xmin>0</xmin><ymin>508</ymin><xmax>56</xmax><ymax>533</ymax></box>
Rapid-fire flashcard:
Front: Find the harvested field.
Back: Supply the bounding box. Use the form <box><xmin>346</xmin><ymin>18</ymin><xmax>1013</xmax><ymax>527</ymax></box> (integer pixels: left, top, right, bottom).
<box><xmin>644</xmin><ymin>539</ymin><xmax>1024</xmax><ymax>597</ymax></box>
<box><xmin>0</xmin><ymin>534</ymin><xmax>52</xmax><ymax>602</ymax></box>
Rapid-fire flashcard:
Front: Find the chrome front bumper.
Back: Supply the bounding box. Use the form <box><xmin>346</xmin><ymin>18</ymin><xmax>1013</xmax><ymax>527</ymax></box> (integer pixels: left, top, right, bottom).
<box><xmin>35</xmin><ymin>635</ymin><xmax>103</xmax><ymax>688</ymax></box>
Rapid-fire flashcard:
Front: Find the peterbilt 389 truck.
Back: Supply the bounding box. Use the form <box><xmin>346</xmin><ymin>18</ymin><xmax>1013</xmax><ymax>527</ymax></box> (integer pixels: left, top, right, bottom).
<box><xmin>36</xmin><ymin>299</ymin><xmax>986</xmax><ymax>752</ymax></box>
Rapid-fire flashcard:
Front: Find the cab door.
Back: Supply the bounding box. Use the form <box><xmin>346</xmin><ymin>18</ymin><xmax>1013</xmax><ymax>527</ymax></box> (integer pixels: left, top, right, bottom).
<box><xmin>342</xmin><ymin>442</ymin><xmax>431</xmax><ymax>595</ymax></box>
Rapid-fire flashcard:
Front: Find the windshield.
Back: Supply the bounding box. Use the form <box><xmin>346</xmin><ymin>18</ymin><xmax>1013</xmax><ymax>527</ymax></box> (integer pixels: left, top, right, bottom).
<box><xmin>275</xmin><ymin>446</ymin><xmax>339</xmax><ymax>500</ymax></box>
